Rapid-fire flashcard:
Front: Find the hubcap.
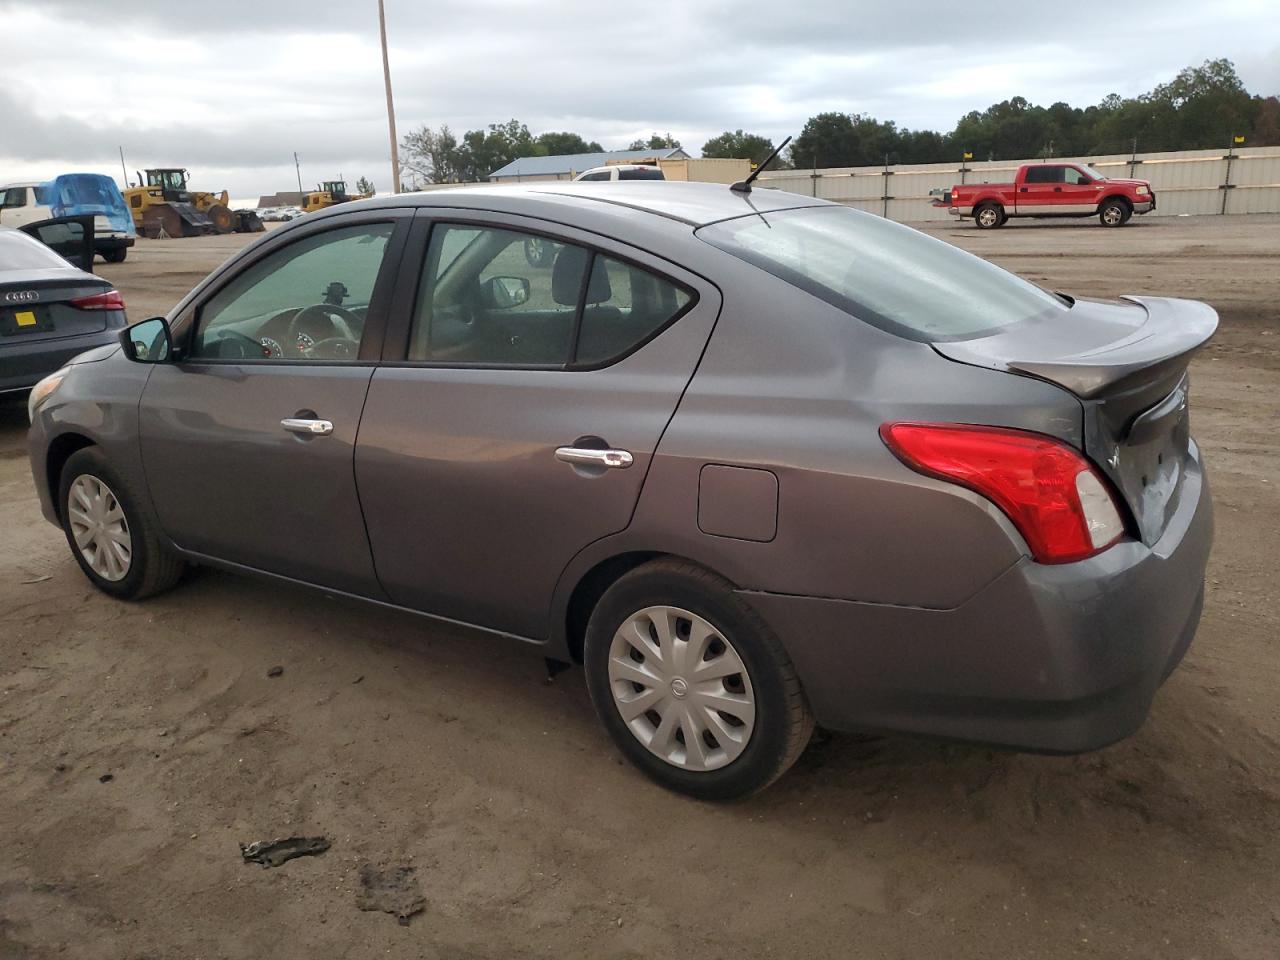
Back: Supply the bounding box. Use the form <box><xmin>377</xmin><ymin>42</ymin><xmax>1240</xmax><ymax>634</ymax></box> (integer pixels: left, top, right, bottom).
<box><xmin>979</xmin><ymin>209</ymin><xmax>997</xmax><ymax>226</ymax></box>
<box><xmin>607</xmin><ymin>605</ymin><xmax>755</xmax><ymax>772</ymax></box>
<box><xmin>1103</xmin><ymin>206</ymin><xmax>1121</xmax><ymax>225</ymax></box>
<box><xmin>67</xmin><ymin>474</ymin><xmax>132</xmax><ymax>582</ymax></box>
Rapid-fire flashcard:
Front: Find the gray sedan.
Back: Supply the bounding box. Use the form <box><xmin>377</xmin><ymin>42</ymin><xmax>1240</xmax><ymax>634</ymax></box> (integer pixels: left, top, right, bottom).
<box><xmin>26</xmin><ymin>182</ymin><xmax>1215</xmax><ymax>799</ymax></box>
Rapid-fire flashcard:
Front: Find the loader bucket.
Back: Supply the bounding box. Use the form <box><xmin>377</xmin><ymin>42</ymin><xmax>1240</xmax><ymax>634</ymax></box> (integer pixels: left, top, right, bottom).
<box><xmin>234</xmin><ymin>210</ymin><xmax>266</xmax><ymax>233</ymax></box>
<box><xmin>141</xmin><ymin>202</ymin><xmax>214</xmax><ymax>238</ymax></box>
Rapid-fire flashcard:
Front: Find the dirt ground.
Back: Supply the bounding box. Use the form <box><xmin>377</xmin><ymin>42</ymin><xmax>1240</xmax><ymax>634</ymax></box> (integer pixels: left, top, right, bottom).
<box><xmin>2</xmin><ymin>212</ymin><xmax>1278</xmax><ymax>960</ymax></box>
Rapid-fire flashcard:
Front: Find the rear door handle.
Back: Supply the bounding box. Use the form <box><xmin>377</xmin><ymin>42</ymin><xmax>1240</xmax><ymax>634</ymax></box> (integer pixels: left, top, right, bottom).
<box><xmin>555</xmin><ymin>446</ymin><xmax>633</xmax><ymax>469</ymax></box>
<box><xmin>281</xmin><ymin>417</ymin><xmax>334</xmax><ymax>436</ymax></box>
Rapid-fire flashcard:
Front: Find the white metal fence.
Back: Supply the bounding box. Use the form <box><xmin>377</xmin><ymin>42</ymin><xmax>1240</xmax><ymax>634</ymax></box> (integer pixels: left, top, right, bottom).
<box><xmin>754</xmin><ymin>146</ymin><xmax>1280</xmax><ymax>222</ymax></box>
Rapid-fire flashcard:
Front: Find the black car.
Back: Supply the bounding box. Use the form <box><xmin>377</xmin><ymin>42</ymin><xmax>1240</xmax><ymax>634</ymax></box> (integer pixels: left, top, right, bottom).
<box><xmin>0</xmin><ymin>226</ymin><xmax>127</xmax><ymax>397</ymax></box>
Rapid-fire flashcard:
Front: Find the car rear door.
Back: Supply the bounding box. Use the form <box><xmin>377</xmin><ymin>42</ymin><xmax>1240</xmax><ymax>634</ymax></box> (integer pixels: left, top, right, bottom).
<box><xmin>138</xmin><ymin>210</ymin><xmax>410</xmax><ymax>595</ymax></box>
<box><xmin>354</xmin><ymin>210</ymin><xmax>721</xmax><ymax>639</ymax></box>
<box><xmin>1017</xmin><ymin>165</ymin><xmax>1065</xmax><ymax>213</ymax></box>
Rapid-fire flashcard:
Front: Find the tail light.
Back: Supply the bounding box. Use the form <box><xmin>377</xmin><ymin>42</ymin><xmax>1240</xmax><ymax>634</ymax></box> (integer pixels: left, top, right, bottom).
<box><xmin>880</xmin><ymin>422</ymin><xmax>1126</xmax><ymax>564</ymax></box>
<box><xmin>70</xmin><ymin>289</ymin><xmax>125</xmax><ymax>311</ymax></box>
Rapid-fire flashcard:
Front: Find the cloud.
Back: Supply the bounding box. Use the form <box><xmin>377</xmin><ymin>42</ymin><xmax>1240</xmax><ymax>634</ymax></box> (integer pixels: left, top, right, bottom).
<box><xmin>1</xmin><ymin>0</ymin><xmax>1276</xmax><ymax>198</ymax></box>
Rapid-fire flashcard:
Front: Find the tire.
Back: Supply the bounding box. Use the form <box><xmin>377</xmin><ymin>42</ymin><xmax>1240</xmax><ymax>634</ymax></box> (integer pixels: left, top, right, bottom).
<box><xmin>1099</xmin><ymin>198</ymin><xmax>1131</xmax><ymax>227</ymax></box>
<box><xmin>58</xmin><ymin>447</ymin><xmax>186</xmax><ymax>601</ymax></box>
<box><xmin>523</xmin><ymin>236</ymin><xmax>553</xmax><ymax>268</ymax></box>
<box><xmin>206</xmin><ymin>203</ymin><xmax>236</xmax><ymax>234</ymax></box>
<box><xmin>974</xmin><ymin>203</ymin><xmax>1005</xmax><ymax>229</ymax></box>
<box><xmin>583</xmin><ymin>559</ymin><xmax>813</xmax><ymax>800</ymax></box>
<box><xmin>102</xmin><ymin>248</ymin><xmax>127</xmax><ymax>264</ymax></box>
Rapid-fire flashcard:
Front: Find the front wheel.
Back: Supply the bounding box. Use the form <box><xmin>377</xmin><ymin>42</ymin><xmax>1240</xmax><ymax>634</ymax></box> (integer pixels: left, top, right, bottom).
<box><xmin>59</xmin><ymin>447</ymin><xmax>186</xmax><ymax>600</ymax></box>
<box><xmin>974</xmin><ymin>203</ymin><xmax>1005</xmax><ymax>229</ymax></box>
<box><xmin>1099</xmin><ymin>199</ymin><xmax>1131</xmax><ymax>227</ymax></box>
<box><xmin>584</xmin><ymin>559</ymin><xmax>813</xmax><ymax>800</ymax></box>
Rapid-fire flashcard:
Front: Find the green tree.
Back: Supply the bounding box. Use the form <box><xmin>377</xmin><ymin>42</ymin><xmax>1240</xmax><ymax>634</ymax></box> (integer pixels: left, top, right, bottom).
<box><xmin>355</xmin><ymin>176</ymin><xmax>375</xmax><ymax>195</ymax></box>
<box><xmin>627</xmin><ymin>133</ymin><xmax>682</xmax><ymax>151</ymax></box>
<box><xmin>700</xmin><ymin>130</ymin><xmax>776</xmax><ymax>162</ymax></box>
<box><xmin>537</xmin><ymin>131</ymin><xmax>604</xmax><ymax>155</ymax></box>
<box><xmin>400</xmin><ymin>123</ymin><xmax>463</xmax><ymax>183</ymax></box>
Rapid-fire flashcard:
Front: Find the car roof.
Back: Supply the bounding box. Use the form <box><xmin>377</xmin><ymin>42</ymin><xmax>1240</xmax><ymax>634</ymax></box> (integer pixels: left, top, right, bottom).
<box><xmin>356</xmin><ymin>180</ymin><xmax>828</xmax><ymax>228</ymax></box>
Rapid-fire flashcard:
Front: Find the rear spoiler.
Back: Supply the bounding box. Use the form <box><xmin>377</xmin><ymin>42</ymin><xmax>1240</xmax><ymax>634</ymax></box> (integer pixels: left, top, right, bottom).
<box><xmin>933</xmin><ymin>296</ymin><xmax>1218</xmax><ymax>399</ymax></box>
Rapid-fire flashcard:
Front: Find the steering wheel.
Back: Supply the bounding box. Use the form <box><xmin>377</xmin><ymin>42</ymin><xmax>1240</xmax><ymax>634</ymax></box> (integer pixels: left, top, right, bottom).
<box><xmin>285</xmin><ymin>303</ymin><xmax>361</xmax><ymax>357</ymax></box>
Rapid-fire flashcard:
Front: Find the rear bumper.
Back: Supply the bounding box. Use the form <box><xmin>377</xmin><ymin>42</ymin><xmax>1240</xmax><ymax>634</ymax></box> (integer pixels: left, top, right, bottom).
<box><xmin>0</xmin><ymin>328</ymin><xmax>121</xmax><ymax>394</ymax></box>
<box><xmin>94</xmin><ymin>235</ymin><xmax>135</xmax><ymax>251</ymax></box>
<box><xmin>743</xmin><ymin>444</ymin><xmax>1212</xmax><ymax>753</ymax></box>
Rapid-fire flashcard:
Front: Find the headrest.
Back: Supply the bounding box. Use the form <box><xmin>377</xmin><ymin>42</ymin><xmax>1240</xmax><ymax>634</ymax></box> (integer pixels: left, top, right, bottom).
<box><xmin>551</xmin><ymin>246</ymin><xmax>611</xmax><ymax>306</ymax></box>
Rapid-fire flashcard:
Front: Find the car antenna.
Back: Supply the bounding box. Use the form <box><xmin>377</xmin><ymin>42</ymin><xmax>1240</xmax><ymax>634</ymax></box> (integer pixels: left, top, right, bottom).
<box><xmin>730</xmin><ymin>136</ymin><xmax>792</xmax><ymax>194</ymax></box>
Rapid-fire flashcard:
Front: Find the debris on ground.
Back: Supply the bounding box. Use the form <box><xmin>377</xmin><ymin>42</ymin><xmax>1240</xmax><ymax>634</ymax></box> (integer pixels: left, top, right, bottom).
<box><xmin>355</xmin><ymin>864</ymin><xmax>425</xmax><ymax>925</ymax></box>
<box><xmin>266</xmin><ymin>666</ymin><xmax>284</xmax><ymax>678</ymax></box>
<box><xmin>239</xmin><ymin>836</ymin><xmax>330</xmax><ymax>868</ymax></box>
<box><xmin>98</xmin><ymin>773</ymin><xmax>113</xmax><ymax>783</ymax></box>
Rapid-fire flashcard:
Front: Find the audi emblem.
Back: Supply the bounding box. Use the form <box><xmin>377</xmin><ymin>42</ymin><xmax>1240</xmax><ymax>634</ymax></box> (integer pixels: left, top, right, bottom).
<box><xmin>4</xmin><ymin>290</ymin><xmax>38</xmax><ymax>303</ymax></box>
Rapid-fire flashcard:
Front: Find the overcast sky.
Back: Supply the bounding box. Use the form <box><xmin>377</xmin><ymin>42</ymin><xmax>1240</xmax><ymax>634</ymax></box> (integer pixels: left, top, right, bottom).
<box><xmin>1</xmin><ymin>0</ymin><xmax>1276</xmax><ymax>203</ymax></box>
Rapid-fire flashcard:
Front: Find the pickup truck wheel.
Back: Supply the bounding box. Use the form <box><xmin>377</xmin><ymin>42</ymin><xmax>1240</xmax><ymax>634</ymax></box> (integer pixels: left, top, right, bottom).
<box><xmin>975</xmin><ymin>203</ymin><xmax>1004</xmax><ymax>229</ymax></box>
<box><xmin>1099</xmin><ymin>199</ymin><xmax>1131</xmax><ymax>227</ymax></box>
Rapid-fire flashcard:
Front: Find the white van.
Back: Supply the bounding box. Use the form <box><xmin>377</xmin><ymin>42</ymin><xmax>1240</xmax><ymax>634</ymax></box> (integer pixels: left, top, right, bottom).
<box><xmin>0</xmin><ymin>174</ymin><xmax>136</xmax><ymax>263</ymax></box>
<box><xmin>573</xmin><ymin>164</ymin><xmax>666</xmax><ymax>182</ymax></box>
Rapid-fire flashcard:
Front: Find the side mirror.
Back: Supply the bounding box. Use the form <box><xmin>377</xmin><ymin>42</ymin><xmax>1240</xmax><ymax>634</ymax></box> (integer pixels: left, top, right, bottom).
<box><xmin>481</xmin><ymin>275</ymin><xmax>531</xmax><ymax>310</ymax></box>
<box><xmin>120</xmin><ymin>317</ymin><xmax>172</xmax><ymax>363</ymax></box>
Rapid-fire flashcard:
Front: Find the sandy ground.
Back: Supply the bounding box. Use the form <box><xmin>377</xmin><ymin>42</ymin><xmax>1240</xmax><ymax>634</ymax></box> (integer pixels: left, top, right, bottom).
<box><xmin>2</xmin><ymin>212</ymin><xmax>1279</xmax><ymax>959</ymax></box>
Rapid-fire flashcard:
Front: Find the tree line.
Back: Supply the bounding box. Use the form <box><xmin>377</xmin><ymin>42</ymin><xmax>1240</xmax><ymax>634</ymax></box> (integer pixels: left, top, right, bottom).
<box><xmin>399</xmin><ymin>59</ymin><xmax>1279</xmax><ymax>183</ymax></box>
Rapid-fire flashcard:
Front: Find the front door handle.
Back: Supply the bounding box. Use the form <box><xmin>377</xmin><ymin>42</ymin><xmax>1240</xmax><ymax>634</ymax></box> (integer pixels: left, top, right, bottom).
<box><xmin>555</xmin><ymin>446</ymin><xmax>633</xmax><ymax>469</ymax></box>
<box><xmin>281</xmin><ymin>417</ymin><xmax>334</xmax><ymax>436</ymax></box>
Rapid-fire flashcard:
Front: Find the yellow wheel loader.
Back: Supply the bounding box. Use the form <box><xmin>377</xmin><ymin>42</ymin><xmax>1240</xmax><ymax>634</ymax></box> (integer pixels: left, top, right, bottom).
<box><xmin>123</xmin><ymin>169</ymin><xmax>265</xmax><ymax>238</ymax></box>
<box><xmin>300</xmin><ymin>180</ymin><xmax>373</xmax><ymax>214</ymax></box>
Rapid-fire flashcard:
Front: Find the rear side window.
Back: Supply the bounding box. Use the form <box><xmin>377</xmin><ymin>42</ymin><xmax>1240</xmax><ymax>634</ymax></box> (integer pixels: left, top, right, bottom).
<box><xmin>575</xmin><ymin>256</ymin><xmax>690</xmax><ymax>366</ymax></box>
<box><xmin>0</xmin><ymin>188</ymin><xmax>27</xmax><ymax>208</ymax></box>
<box><xmin>577</xmin><ymin>171</ymin><xmax>610</xmax><ymax>182</ymax></box>
<box><xmin>618</xmin><ymin>167</ymin><xmax>664</xmax><ymax>181</ymax></box>
<box><xmin>1023</xmin><ymin>166</ymin><xmax>1064</xmax><ymax>184</ymax></box>
<box><xmin>409</xmin><ymin>223</ymin><xmax>694</xmax><ymax>367</ymax></box>
<box><xmin>698</xmin><ymin>205</ymin><xmax>1066</xmax><ymax>341</ymax></box>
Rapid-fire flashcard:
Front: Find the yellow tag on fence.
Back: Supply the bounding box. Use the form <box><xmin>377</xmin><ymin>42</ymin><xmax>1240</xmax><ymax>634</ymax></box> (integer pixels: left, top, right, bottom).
<box><xmin>14</xmin><ymin>311</ymin><xmax>36</xmax><ymax>327</ymax></box>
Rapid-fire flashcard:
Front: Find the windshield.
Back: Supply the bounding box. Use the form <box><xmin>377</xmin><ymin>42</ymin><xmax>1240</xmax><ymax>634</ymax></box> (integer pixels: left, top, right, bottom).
<box><xmin>1081</xmin><ymin>164</ymin><xmax>1108</xmax><ymax>181</ymax></box>
<box><xmin>618</xmin><ymin>167</ymin><xmax>664</xmax><ymax>180</ymax></box>
<box><xmin>697</xmin><ymin>205</ymin><xmax>1068</xmax><ymax>341</ymax></box>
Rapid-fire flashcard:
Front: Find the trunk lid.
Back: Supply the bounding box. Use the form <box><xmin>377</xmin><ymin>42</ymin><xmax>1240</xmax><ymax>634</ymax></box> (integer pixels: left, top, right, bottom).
<box><xmin>933</xmin><ymin>295</ymin><xmax>1217</xmax><ymax>545</ymax></box>
<box><xmin>0</xmin><ymin>275</ymin><xmax>114</xmax><ymax>343</ymax></box>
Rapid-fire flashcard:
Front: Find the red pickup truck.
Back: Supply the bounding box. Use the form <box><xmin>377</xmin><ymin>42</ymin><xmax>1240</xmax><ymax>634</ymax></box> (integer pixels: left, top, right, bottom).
<box><xmin>947</xmin><ymin>162</ymin><xmax>1155</xmax><ymax>229</ymax></box>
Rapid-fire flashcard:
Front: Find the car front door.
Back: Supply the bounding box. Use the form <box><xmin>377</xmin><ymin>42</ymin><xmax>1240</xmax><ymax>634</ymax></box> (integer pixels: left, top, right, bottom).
<box><xmin>1060</xmin><ymin>165</ymin><xmax>1101</xmax><ymax>213</ymax></box>
<box><xmin>138</xmin><ymin>211</ymin><xmax>409</xmax><ymax>596</ymax></box>
<box><xmin>354</xmin><ymin>211</ymin><xmax>721</xmax><ymax>639</ymax></box>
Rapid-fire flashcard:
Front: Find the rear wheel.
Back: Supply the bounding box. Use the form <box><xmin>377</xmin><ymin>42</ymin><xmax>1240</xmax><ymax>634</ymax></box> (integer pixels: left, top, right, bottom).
<box><xmin>584</xmin><ymin>559</ymin><xmax>813</xmax><ymax>800</ymax></box>
<box><xmin>102</xmin><ymin>247</ymin><xmax>127</xmax><ymax>264</ymax></box>
<box><xmin>59</xmin><ymin>448</ymin><xmax>186</xmax><ymax>600</ymax></box>
<box><xmin>974</xmin><ymin>203</ymin><xmax>1005</xmax><ymax>229</ymax></box>
<box><xmin>1099</xmin><ymin>198</ymin><xmax>1131</xmax><ymax>227</ymax></box>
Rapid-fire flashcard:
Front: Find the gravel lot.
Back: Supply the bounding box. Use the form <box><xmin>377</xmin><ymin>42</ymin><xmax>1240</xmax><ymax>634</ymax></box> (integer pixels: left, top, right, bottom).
<box><xmin>2</xmin><ymin>212</ymin><xmax>1278</xmax><ymax>959</ymax></box>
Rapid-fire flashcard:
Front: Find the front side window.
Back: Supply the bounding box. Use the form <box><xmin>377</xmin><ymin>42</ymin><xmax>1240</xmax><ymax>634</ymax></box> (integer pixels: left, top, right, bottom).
<box><xmin>578</xmin><ymin>171</ymin><xmax>610</xmax><ymax>182</ymax></box>
<box><xmin>409</xmin><ymin>223</ymin><xmax>695</xmax><ymax>367</ymax></box>
<box><xmin>1064</xmin><ymin>167</ymin><xmax>1093</xmax><ymax>186</ymax></box>
<box><xmin>192</xmin><ymin>222</ymin><xmax>393</xmax><ymax>361</ymax></box>
<box><xmin>698</xmin><ymin>205</ymin><xmax>1067</xmax><ymax>341</ymax></box>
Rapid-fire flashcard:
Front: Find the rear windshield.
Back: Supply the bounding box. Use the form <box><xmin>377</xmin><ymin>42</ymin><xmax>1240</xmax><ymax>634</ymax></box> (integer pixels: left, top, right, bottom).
<box><xmin>697</xmin><ymin>205</ymin><xmax>1067</xmax><ymax>341</ymax></box>
<box><xmin>618</xmin><ymin>167</ymin><xmax>664</xmax><ymax>181</ymax></box>
<box><xmin>0</xmin><ymin>229</ymin><xmax>74</xmax><ymax>271</ymax></box>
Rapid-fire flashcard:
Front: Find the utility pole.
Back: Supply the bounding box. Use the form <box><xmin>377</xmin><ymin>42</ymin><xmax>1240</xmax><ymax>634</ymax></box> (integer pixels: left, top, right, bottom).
<box><xmin>118</xmin><ymin>146</ymin><xmax>129</xmax><ymax>187</ymax></box>
<box><xmin>378</xmin><ymin>0</ymin><xmax>401</xmax><ymax>194</ymax></box>
<box><xmin>294</xmin><ymin>152</ymin><xmax>304</xmax><ymax>194</ymax></box>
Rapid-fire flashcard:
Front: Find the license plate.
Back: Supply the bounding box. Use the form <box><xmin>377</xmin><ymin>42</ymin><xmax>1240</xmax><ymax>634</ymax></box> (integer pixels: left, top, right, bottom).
<box><xmin>2</xmin><ymin>306</ymin><xmax>50</xmax><ymax>336</ymax></box>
